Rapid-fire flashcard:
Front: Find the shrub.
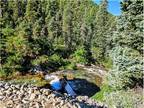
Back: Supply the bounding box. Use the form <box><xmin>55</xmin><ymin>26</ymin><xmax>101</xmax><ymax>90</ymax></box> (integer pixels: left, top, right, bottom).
<box><xmin>0</xmin><ymin>68</ymin><xmax>8</xmax><ymax>78</ymax></box>
<box><xmin>2</xmin><ymin>27</ymin><xmax>14</xmax><ymax>36</ymax></box>
<box><xmin>91</xmin><ymin>47</ymin><xmax>103</xmax><ymax>61</ymax></box>
<box><xmin>104</xmin><ymin>90</ymin><xmax>143</xmax><ymax>108</ymax></box>
<box><xmin>54</xmin><ymin>45</ymin><xmax>71</xmax><ymax>58</ymax></box>
<box><xmin>46</xmin><ymin>54</ymin><xmax>66</xmax><ymax>70</ymax></box>
<box><xmin>71</xmin><ymin>47</ymin><xmax>87</xmax><ymax>64</ymax></box>
<box><xmin>92</xmin><ymin>84</ymin><xmax>112</xmax><ymax>101</ymax></box>
<box><xmin>31</xmin><ymin>55</ymin><xmax>49</xmax><ymax>66</ymax></box>
<box><xmin>101</xmin><ymin>57</ymin><xmax>113</xmax><ymax>70</ymax></box>
<box><xmin>49</xmin><ymin>54</ymin><xmax>63</xmax><ymax>66</ymax></box>
<box><xmin>64</xmin><ymin>62</ymin><xmax>77</xmax><ymax>70</ymax></box>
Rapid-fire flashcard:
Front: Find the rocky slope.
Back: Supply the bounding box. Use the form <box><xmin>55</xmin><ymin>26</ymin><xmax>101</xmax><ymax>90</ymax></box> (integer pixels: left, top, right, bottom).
<box><xmin>0</xmin><ymin>81</ymin><xmax>106</xmax><ymax>108</ymax></box>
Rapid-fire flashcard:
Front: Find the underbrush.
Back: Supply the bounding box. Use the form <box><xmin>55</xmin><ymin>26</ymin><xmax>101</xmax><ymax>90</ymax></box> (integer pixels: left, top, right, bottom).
<box><xmin>0</xmin><ymin>73</ymin><xmax>48</xmax><ymax>87</ymax></box>
<box><xmin>71</xmin><ymin>47</ymin><xmax>88</xmax><ymax>64</ymax></box>
<box><xmin>92</xmin><ymin>83</ymin><xmax>143</xmax><ymax>108</ymax></box>
<box><xmin>92</xmin><ymin>84</ymin><xmax>112</xmax><ymax>101</ymax></box>
<box><xmin>100</xmin><ymin>57</ymin><xmax>112</xmax><ymax>70</ymax></box>
<box><xmin>104</xmin><ymin>89</ymin><xmax>143</xmax><ymax>108</ymax></box>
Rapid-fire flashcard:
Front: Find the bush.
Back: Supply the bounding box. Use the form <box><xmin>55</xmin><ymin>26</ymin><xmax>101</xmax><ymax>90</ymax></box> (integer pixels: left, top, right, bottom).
<box><xmin>31</xmin><ymin>55</ymin><xmax>49</xmax><ymax>66</ymax></box>
<box><xmin>2</xmin><ymin>27</ymin><xmax>14</xmax><ymax>36</ymax></box>
<box><xmin>92</xmin><ymin>84</ymin><xmax>112</xmax><ymax>101</ymax></box>
<box><xmin>91</xmin><ymin>47</ymin><xmax>103</xmax><ymax>61</ymax></box>
<box><xmin>0</xmin><ymin>68</ymin><xmax>8</xmax><ymax>78</ymax></box>
<box><xmin>1</xmin><ymin>53</ymin><xmax>23</xmax><ymax>76</ymax></box>
<box><xmin>1</xmin><ymin>34</ymin><xmax>29</xmax><ymax>75</ymax></box>
<box><xmin>47</xmin><ymin>54</ymin><xmax>66</xmax><ymax>70</ymax></box>
<box><xmin>54</xmin><ymin>45</ymin><xmax>71</xmax><ymax>58</ymax></box>
<box><xmin>64</xmin><ymin>62</ymin><xmax>77</xmax><ymax>70</ymax></box>
<box><xmin>49</xmin><ymin>54</ymin><xmax>63</xmax><ymax>65</ymax></box>
<box><xmin>104</xmin><ymin>90</ymin><xmax>143</xmax><ymax>108</ymax></box>
<box><xmin>98</xmin><ymin>57</ymin><xmax>113</xmax><ymax>70</ymax></box>
<box><xmin>71</xmin><ymin>47</ymin><xmax>87</xmax><ymax>64</ymax></box>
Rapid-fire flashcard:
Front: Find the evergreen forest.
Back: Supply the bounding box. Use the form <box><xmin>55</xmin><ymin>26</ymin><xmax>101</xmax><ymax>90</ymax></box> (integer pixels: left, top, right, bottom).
<box><xmin>0</xmin><ymin>0</ymin><xmax>143</xmax><ymax>107</ymax></box>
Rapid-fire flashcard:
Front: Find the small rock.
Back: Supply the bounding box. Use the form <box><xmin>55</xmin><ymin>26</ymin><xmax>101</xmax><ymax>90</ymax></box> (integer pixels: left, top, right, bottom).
<box><xmin>7</xmin><ymin>100</ymin><xmax>13</xmax><ymax>107</ymax></box>
<box><xmin>0</xmin><ymin>96</ymin><xmax>4</xmax><ymax>100</ymax></box>
<box><xmin>34</xmin><ymin>90</ymin><xmax>41</xmax><ymax>95</ymax></box>
<box><xmin>29</xmin><ymin>93</ymin><xmax>36</xmax><ymax>100</ymax></box>
<box><xmin>22</xmin><ymin>99</ymin><xmax>29</xmax><ymax>104</ymax></box>
<box><xmin>42</xmin><ymin>89</ymin><xmax>51</xmax><ymax>95</ymax></box>
<box><xmin>0</xmin><ymin>102</ymin><xmax>6</xmax><ymax>108</ymax></box>
<box><xmin>15</xmin><ymin>105</ymin><xmax>21</xmax><ymax>108</ymax></box>
<box><xmin>60</xmin><ymin>101</ymin><xmax>64</xmax><ymax>106</ymax></box>
<box><xmin>53</xmin><ymin>101</ymin><xmax>60</xmax><ymax>106</ymax></box>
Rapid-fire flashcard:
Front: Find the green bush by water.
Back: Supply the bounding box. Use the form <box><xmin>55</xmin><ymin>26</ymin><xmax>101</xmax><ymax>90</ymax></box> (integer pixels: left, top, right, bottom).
<box><xmin>71</xmin><ymin>48</ymin><xmax>87</xmax><ymax>64</ymax></box>
<box><xmin>92</xmin><ymin>84</ymin><xmax>112</xmax><ymax>101</ymax></box>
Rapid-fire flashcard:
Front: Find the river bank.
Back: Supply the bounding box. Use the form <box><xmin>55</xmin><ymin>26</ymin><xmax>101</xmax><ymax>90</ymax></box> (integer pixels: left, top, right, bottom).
<box><xmin>0</xmin><ymin>81</ymin><xmax>106</xmax><ymax>108</ymax></box>
<box><xmin>0</xmin><ymin>64</ymin><xmax>107</xmax><ymax>108</ymax></box>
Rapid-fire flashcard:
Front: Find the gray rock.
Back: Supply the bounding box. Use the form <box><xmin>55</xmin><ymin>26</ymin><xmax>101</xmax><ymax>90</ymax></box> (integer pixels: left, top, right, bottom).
<box><xmin>0</xmin><ymin>82</ymin><xmax>106</xmax><ymax>108</ymax></box>
<box><xmin>4</xmin><ymin>84</ymin><xmax>9</xmax><ymax>89</ymax></box>
<box><xmin>22</xmin><ymin>99</ymin><xmax>29</xmax><ymax>104</ymax></box>
<box><xmin>56</xmin><ymin>101</ymin><xmax>61</xmax><ymax>106</ymax></box>
<box><xmin>15</xmin><ymin>104</ymin><xmax>23</xmax><ymax>108</ymax></box>
<box><xmin>29</xmin><ymin>93</ymin><xmax>36</xmax><ymax>101</ymax></box>
<box><xmin>0</xmin><ymin>96</ymin><xmax>4</xmax><ymax>100</ymax></box>
<box><xmin>60</xmin><ymin>101</ymin><xmax>65</xmax><ymax>106</ymax></box>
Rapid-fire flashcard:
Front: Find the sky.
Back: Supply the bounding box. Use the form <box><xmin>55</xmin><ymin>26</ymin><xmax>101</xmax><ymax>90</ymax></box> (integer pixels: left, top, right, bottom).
<box><xmin>93</xmin><ymin>0</ymin><xmax>121</xmax><ymax>16</ymax></box>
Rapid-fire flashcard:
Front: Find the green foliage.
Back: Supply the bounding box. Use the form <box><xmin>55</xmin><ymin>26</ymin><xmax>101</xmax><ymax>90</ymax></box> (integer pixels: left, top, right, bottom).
<box><xmin>112</xmin><ymin>0</ymin><xmax>143</xmax><ymax>53</ymax></box>
<box><xmin>100</xmin><ymin>1</ymin><xmax>143</xmax><ymax>107</ymax></box>
<box><xmin>49</xmin><ymin>54</ymin><xmax>62</xmax><ymax>63</ymax></box>
<box><xmin>93</xmin><ymin>0</ymin><xmax>114</xmax><ymax>59</ymax></box>
<box><xmin>107</xmin><ymin>0</ymin><xmax>143</xmax><ymax>91</ymax></box>
<box><xmin>92</xmin><ymin>84</ymin><xmax>112</xmax><ymax>101</ymax></box>
<box><xmin>64</xmin><ymin>62</ymin><xmax>77</xmax><ymax>70</ymax></box>
<box><xmin>71</xmin><ymin>48</ymin><xmax>87</xmax><ymax>64</ymax></box>
<box><xmin>104</xmin><ymin>90</ymin><xmax>143</xmax><ymax>108</ymax></box>
<box><xmin>43</xmin><ymin>54</ymin><xmax>65</xmax><ymax>70</ymax></box>
<box><xmin>1</xmin><ymin>27</ymin><xmax>14</xmax><ymax>36</ymax></box>
<box><xmin>31</xmin><ymin>55</ymin><xmax>49</xmax><ymax>66</ymax></box>
<box><xmin>1</xmin><ymin>34</ymin><xmax>28</xmax><ymax>74</ymax></box>
<box><xmin>108</xmin><ymin>46</ymin><xmax>143</xmax><ymax>90</ymax></box>
<box><xmin>91</xmin><ymin>47</ymin><xmax>103</xmax><ymax>61</ymax></box>
<box><xmin>101</xmin><ymin>57</ymin><xmax>113</xmax><ymax>70</ymax></box>
<box><xmin>0</xmin><ymin>0</ymin><xmax>115</xmax><ymax>77</ymax></box>
<box><xmin>0</xmin><ymin>68</ymin><xmax>8</xmax><ymax>78</ymax></box>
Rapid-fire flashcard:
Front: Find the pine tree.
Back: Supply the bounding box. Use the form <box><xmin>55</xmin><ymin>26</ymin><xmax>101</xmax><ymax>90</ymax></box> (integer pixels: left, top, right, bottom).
<box><xmin>113</xmin><ymin>0</ymin><xmax>143</xmax><ymax>53</ymax></box>
<box><xmin>62</xmin><ymin>2</ymin><xmax>73</xmax><ymax>50</ymax></box>
<box><xmin>0</xmin><ymin>0</ymin><xmax>16</xmax><ymax>75</ymax></box>
<box><xmin>0</xmin><ymin>0</ymin><xmax>116</xmax><ymax>75</ymax></box>
<box><xmin>46</xmin><ymin>0</ymin><xmax>61</xmax><ymax>43</ymax></box>
<box><xmin>108</xmin><ymin>0</ymin><xmax>143</xmax><ymax>90</ymax></box>
<box><xmin>95</xmin><ymin>0</ymin><xmax>109</xmax><ymax>58</ymax></box>
<box><xmin>80</xmin><ymin>11</ymin><xmax>94</xmax><ymax>65</ymax></box>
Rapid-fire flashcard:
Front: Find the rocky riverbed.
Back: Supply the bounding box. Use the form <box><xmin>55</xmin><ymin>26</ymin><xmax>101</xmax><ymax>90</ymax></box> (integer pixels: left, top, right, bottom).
<box><xmin>0</xmin><ymin>81</ymin><xmax>106</xmax><ymax>108</ymax></box>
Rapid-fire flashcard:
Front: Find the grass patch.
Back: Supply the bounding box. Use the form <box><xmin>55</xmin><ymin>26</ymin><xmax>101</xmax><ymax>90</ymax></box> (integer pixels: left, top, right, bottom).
<box><xmin>92</xmin><ymin>84</ymin><xmax>112</xmax><ymax>101</ymax></box>
<box><xmin>0</xmin><ymin>73</ymin><xmax>49</xmax><ymax>87</ymax></box>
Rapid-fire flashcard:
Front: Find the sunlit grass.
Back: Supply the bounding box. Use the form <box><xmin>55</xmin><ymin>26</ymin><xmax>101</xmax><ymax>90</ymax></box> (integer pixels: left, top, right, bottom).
<box><xmin>0</xmin><ymin>73</ymin><xmax>49</xmax><ymax>87</ymax></box>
